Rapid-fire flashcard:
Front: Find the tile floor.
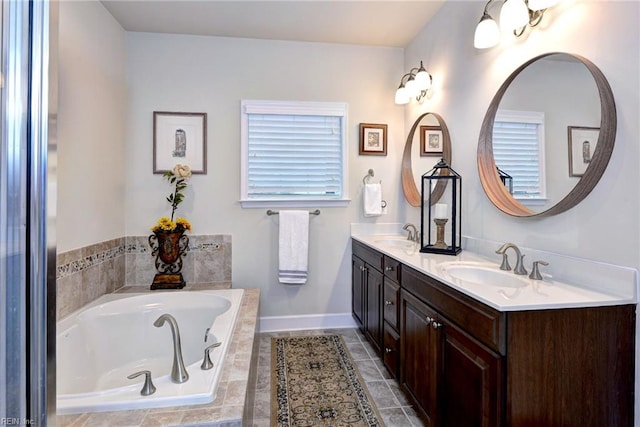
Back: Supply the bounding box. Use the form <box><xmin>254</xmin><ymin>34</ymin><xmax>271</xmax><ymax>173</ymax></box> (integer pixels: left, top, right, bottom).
<box><xmin>249</xmin><ymin>328</ymin><xmax>425</xmax><ymax>427</ymax></box>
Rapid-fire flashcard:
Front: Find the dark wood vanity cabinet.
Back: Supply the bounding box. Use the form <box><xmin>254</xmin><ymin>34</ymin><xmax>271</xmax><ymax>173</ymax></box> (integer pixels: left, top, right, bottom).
<box><xmin>351</xmin><ymin>239</ymin><xmax>636</xmax><ymax>427</ymax></box>
<box><xmin>352</xmin><ymin>240</ymin><xmax>384</xmax><ymax>354</ymax></box>
<box><xmin>400</xmin><ymin>269</ymin><xmax>503</xmax><ymax>427</ymax></box>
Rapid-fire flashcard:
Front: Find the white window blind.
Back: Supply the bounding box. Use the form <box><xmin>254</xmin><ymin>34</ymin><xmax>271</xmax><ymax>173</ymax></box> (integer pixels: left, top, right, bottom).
<box><xmin>240</xmin><ymin>100</ymin><xmax>349</xmax><ymax>207</ymax></box>
<box><xmin>493</xmin><ymin>110</ymin><xmax>546</xmax><ymax>201</ymax></box>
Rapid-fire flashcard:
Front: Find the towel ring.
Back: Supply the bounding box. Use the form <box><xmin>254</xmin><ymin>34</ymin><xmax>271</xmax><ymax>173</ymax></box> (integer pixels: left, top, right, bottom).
<box><xmin>363</xmin><ymin>169</ymin><xmax>380</xmax><ymax>185</ymax></box>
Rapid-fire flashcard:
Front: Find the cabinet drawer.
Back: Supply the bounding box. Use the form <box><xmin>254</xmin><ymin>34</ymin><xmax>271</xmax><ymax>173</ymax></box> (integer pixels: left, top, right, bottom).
<box><xmin>383</xmin><ymin>321</ymin><xmax>400</xmax><ymax>379</ymax></box>
<box><xmin>352</xmin><ymin>240</ymin><xmax>384</xmax><ymax>272</ymax></box>
<box><xmin>402</xmin><ymin>265</ymin><xmax>506</xmax><ymax>354</ymax></box>
<box><xmin>383</xmin><ymin>255</ymin><xmax>401</xmax><ymax>282</ymax></box>
<box><xmin>383</xmin><ymin>280</ymin><xmax>400</xmax><ymax>329</ymax></box>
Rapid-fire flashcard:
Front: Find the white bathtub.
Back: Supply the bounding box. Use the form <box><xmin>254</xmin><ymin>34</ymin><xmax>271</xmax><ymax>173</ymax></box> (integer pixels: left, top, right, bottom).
<box><xmin>56</xmin><ymin>288</ymin><xmax>244</xmax><ymax>414</ymax></box>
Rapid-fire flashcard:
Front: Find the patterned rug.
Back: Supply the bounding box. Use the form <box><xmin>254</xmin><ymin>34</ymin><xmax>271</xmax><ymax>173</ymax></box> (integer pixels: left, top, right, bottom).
<box><xmin>271</xmin><ymin>334</ymin><xmax>383</xmax><ymax>426</ymax></box>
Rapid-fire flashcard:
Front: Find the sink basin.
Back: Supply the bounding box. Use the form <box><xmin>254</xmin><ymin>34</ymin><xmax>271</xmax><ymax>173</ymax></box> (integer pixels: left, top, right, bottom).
<box><xmin>438</xmin><ymin>262</ymin><xmax>529</xmax><ymax>288</ymax></box>
<box><xmin>373</xmin><ymin>237</ymin><xmax>417</xmax><ymax>250</ymax></box>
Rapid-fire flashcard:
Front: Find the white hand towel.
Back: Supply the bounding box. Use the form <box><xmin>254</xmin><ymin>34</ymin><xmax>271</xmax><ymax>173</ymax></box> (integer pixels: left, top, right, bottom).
<box><xmin>364</xmin><ymin>183</ymin><xmax>383</xmax><ymax>217</ymax></box>
<box><xmin>278</xmin><ymin>210</ymin><xmax>309</xmax><ymax>284</ymax></box>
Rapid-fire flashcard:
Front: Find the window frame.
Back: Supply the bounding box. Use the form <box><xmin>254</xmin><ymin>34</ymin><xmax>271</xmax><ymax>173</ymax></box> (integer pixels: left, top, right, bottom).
<box><xmin>493</xmin><ymin>109</ymin><xmax>547</xmax><ymax>206</ymax></box>
<box><xmin>240</xmin><ymin>99</ymin><xmax>350</xmax><ymax>208</ymax></box>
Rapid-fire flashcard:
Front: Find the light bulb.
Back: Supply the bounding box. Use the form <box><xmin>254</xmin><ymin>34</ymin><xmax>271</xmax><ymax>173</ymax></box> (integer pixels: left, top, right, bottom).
<box><xmin>414</xmin><ymin>62</ymin><xmax>431</xmax><ymax>91</ymax></box>
<box><xmin>474</xmin><ymin>13</ymin><xmax>500</xmax><ymax>49</ymax></box>
<box><xmin>500</xmin><ymin>0</ymin><xmax>530</xmax><ymax>32</ymax></box>
<box><xmin>404</xmin><ymin>77</ymin><xmax>419</xmax><ymax>98</ymax></box>
<box><xmin>528</xmin><ymin>0</ymin><xmax>559</xmax><ymax>11</ymax></box>
<box><xmin>394</xmin><ymin>86</ymin><xmax>409</xmax><ymax>105</ymax></box>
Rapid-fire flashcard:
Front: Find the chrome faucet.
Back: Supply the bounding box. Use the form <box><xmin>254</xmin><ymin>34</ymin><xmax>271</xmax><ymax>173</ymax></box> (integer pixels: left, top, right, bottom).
<box><xmin>495</xmin><ymin>243</ymin><xmax>527</xmax><ymax>275</ymax></box>
<box><xmin>402</xmin><ymin>223</ymin><xmax>420</xmax><ymax>243</ymax></box>
<box><xmin>154</xmin><ymin>313</ymin><xmax>189</xmax><ymax>383</ymax></box>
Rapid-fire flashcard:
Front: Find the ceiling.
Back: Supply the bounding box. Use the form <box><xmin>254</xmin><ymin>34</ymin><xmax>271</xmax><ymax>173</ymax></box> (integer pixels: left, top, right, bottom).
<box><xmin>100</xmin><ymin>0</ymin><xmax>446</xmax><ymax>48</ymax></box>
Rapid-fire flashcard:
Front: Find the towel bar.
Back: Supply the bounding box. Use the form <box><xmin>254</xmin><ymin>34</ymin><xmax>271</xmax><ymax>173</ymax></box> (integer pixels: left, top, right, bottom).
<box><xmin>266</xmin><ymin>209</ymin><xmax>320</xmax><ymax>216</ymax></box>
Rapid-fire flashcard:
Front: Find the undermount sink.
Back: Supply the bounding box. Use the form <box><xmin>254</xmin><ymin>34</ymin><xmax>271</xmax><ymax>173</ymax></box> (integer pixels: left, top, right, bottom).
<box><xmin>373</xmin><ymin>237</ymin><xmax>417</xmax><ymax>250</ymax></box>
<box><xmin>437</xmin><ymin>262</ymin><xmax>529</xmax><ymax>288</ymax></box>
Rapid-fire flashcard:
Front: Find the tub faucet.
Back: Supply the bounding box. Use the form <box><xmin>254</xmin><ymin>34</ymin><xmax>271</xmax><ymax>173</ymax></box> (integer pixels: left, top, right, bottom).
<box><xmin>154</xmin><ymin>313</ymin><xmax>189</xmax><ymax>383</ymax></box>
<box><xmin>495</xmin><ymin>243</ymin><xmax>527</xmax><ymax>275</ymax></box>
<box><xmin>402</xmin><ymin>223</ymin><xmax>420</xmax><ymax>243</ymax></box>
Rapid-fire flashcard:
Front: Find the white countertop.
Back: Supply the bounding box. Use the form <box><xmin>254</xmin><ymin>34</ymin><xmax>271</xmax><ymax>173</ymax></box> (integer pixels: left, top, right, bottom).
<box><xmin>352</xmin><ymin>231</ymin><xmax>637</xmax><ymax>312</ymax></box>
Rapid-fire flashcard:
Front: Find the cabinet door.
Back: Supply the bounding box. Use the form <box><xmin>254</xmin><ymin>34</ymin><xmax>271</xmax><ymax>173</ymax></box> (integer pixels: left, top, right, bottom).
<box><xmin>440</xmin><ymin>319</ymin><xmax>503</xmax><ymax>427</ymax></box>
<box><xmin>351</xmin><ymin>256</ymin><xmax>365</xmax><ymax>330</ymax></box>
<box><xmin>364</xmin><ymin>267</ymin><xmax>383</xmax><ymax>354</ymax></box>
<box><xmin>400</xmin><ymin>289</ymin><xmax>439</xmax><ymax>427</ymax></box>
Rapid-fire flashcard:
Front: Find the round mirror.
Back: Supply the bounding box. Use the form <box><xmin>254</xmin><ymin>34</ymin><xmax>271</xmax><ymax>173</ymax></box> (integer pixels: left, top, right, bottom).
<box><xmin>478</xmin><ymin>52</ymin><xmax>616</xmax><ymax>217</ymax></box>
<box><xmin>402</xmin><ymin>112</ymin><xmax>452</xmax><ymax>207</ymax></box>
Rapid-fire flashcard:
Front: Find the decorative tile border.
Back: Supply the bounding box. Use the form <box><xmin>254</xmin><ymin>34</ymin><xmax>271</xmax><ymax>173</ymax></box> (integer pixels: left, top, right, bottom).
<box><xmin>57</xmin><ymin>234</ymin><xmax>231</xmax><ymax>279</ymax></box>
<box><xmin>57</xmin><ymin>244</ymin><xmax>126</xmax><ymax>279</ymax></box>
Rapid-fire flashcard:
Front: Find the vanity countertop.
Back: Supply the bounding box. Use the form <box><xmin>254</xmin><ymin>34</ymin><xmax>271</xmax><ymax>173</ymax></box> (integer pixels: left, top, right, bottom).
<box><xmin>352</xmin><ymin>233</ymin><xmax>637</xmax><ymax>312</ymax></box>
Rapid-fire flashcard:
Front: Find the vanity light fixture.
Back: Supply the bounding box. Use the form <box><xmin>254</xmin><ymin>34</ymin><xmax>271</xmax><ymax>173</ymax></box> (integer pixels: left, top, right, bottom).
<box><xmin>474</xmin><ymin>0</ymin><xmax>561</xmax><ymax>49</ymax></box>
<box><xmin>394</xmin><ymin>61</ymin><xmax>432</xmax><ymax>105</ymax></box>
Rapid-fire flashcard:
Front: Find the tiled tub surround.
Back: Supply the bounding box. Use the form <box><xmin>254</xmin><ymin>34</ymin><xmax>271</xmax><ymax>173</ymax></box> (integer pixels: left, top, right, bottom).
<box><xmin>56</xmin><ymin>234</ymin><xmax>232</xmax><ymax>320</ymax></box>
<box><xmin>57</xmin><ymin>287</ymin><xmax>260</xmax><ymax>427</ymax></box>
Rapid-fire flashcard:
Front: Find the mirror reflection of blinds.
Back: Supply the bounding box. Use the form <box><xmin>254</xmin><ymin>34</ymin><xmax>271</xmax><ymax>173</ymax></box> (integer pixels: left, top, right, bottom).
<box><xmin>247</xmin><ymin>114</ymin><xmax>342</xmax><ymax>198</ymax></box>
<box><xmin>493</xmin><ymin>121</ymin><xmax>542</xmax><ymax>198</ymax></box>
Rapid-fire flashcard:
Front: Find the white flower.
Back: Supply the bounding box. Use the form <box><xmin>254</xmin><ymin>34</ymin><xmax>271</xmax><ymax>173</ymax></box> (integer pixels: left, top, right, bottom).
<box><xmin>172</xmin><ymin>164</ymin><xmax>192</xmax><ymax>180</ymax></box>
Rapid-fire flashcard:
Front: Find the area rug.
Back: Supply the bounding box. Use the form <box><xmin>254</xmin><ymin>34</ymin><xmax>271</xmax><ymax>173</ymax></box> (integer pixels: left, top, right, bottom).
<box><xmin>271</xmin><ymin>334</ymin><xmax>383</xmax><ymax>426</ymax></box>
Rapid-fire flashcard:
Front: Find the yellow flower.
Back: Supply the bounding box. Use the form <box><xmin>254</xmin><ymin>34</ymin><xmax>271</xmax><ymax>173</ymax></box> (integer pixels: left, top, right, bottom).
<box><xmin>176</xmin><ymin>217</ymin><xmax>192</xmax><ymax>232</ymax></box>
<box><xmin>152</xmin><ymin>216</ymin><xmax>177</xmax><ymax>232</ymax></box>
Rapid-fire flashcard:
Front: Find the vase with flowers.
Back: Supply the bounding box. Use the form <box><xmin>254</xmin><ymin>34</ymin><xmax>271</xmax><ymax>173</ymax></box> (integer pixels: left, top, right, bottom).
<box><xmin>149</xmin><ymin>164</ymin><xmax>193</xmax><ymax>290</ymax></box>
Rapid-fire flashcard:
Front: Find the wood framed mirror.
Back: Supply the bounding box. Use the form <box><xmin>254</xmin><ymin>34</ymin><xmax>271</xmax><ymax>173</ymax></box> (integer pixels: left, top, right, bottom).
<box><xmin>477</xmin><ymin>52</ymin><xmax>616</xmax><ymax>217</ymax></box>
<box><xmin>401</xmin><ymin>112</ymin><xmax>452</xmax><ymax>207</ymax></box>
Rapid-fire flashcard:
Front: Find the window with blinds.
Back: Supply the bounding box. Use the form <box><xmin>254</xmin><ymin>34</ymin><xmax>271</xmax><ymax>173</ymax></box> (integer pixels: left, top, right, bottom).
<box><xmin>240</xmin><ymin>100</ymin><xmax>349</xmax><ymax>207</ymax></box>
<box><xmin>493</xmin><ymin>110</ymin><xmax>546</xmax><ymax>201</ymax></box>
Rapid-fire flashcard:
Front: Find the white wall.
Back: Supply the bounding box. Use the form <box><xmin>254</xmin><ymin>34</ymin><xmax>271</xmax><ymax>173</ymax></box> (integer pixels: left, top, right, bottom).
<box><xmin>402</xmin><ymin>1</ymin><xmax>640</xmax><ymax>419</ymax></box>
<box><xmin>125</xmin><ymin>33</ymin><xmax>405</xmax><ymax>317</ymax></box>
<box><xmin>403</xmin><ymin>0</ymin><xmax>639</xmax><ymax>268</ymax></box>
<box><xmin>57</xmin><ymin>0</ymin><xmax>127</xmax><ymax>253</ymax></box>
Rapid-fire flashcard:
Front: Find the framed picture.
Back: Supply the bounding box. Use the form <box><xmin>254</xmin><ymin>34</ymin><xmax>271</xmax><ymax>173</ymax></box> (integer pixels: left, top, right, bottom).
<box><xmin>568</xmin><ymin>126</ymin><xmax>599</xmax><ymax>177</ymax></box>
<box><xmin>359</xmin><ymin>123</ymin><xmax>387</xmax><ymax>156</ymax></box>
<box><xmin>420</xmin><ymin>125</ymin><xmax>443</xmax><ymax>156</ymax></box>
<box><xmin>153</xmin><ymin>111</ymin><xmax>207</xmax><ymax>174</ymax></box>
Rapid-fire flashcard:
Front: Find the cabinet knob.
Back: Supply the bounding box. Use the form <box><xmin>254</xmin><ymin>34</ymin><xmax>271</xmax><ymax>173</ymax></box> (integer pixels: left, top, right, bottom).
<box><xmin>385</xmin><ymin>347</ymin><xmax>393</xmax><ymax>353</ymax></box>
<box><xmin>426</xmin><ymin>316</ymin><xmax>434</xmax><ymax>325</ymax></box>
<box><xmin>359</xmin><ymin>265</ymin><xmax>366</xmax><ymax>272</ymax></box>
<box><xmin>384</xmin><ymin>300</ymin><xmax>394</xmax><ymax>306</ymax></box>
<box><xmin>385</xmin><ymin>266</ymin><xmax>395</xmax><ymax>272</ymax></box>
<box><xmin>431</xmin><ymin>321</ymin><xmax>442</xmax><ymax>329</ymax></box>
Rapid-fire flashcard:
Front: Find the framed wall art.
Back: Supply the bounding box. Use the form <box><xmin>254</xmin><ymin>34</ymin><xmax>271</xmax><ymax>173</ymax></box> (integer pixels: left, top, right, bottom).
<box><xmin>568</xmin><ymin>125</ymin><xmax>599</xmax><ymax>177</ymax></box>
<box><xmin>420</xmin><ymin>125</ymin><xmax>443</xmax><ymax>156</ymax></box>
<box><xmin>153</xmin><ymin>111</ymin><xmax>207</xmax><ymax>174</ymax></box>
<box><xmin>359</xmin><ymin>123</ymin><xmax>387</xmax><ymax>156</ymax></box>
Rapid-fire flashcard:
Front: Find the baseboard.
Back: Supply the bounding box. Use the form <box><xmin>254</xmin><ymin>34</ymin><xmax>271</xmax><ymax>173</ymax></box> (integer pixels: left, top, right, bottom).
<box><xmin>259</xmin><ymin>313</ymin><xmax>358</xmax><ymax>333</ymax></box>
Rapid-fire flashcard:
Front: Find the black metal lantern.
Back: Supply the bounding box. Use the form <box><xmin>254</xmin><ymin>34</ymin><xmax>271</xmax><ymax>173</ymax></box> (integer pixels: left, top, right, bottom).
<box><xmin>497</xmin><ymin>167</ymin><xmax>513</xmax><ymax>194</ymax></box>
<box><xmin>420</xmin><ymin>159</ymin><xmax>461</xmax><ymax>255</ymax></box>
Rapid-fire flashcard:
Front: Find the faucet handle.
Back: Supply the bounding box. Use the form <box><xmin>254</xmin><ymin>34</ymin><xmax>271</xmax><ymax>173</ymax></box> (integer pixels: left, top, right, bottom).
<box><xmin>201</xmin><ymin>342</ymin><xmax>222</xmax><ymax>370</ymax></box>
<box><xmin>529</xmin><ymin>261</ymin><xmax>549</xmax><ymax>280</ymax></box>
<box><xmin>497</xmin><ymin>252</ymin><xmax>511</xmax><ymax>271</ymax></box>
<box><xmin>128</xmin><ymin>370</ymin><xmax>156</xmax><ymax>396</ymax></box>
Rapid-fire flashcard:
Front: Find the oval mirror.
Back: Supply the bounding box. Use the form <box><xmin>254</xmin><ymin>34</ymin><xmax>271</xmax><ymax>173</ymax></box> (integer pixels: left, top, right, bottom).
<box><xmin>478</xmin><ymin>52</ymin><xmax>616</xmax><ymax>217</ymax></box>
<box><xmin>402</xmin><ymin>112</ymin><xmax>452</xmax><ymax>207</ymax></box>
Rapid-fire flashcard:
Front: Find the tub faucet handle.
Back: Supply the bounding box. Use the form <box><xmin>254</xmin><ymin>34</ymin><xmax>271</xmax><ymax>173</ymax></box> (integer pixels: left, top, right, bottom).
<box><xmin>127</xmin><ymin>370</ymin><xmax>156</xmax><ymax>396</ymax></box>
<box><xmin>201</xmin><ymin>342</ymin><xmax>222</xmax><ymax>370</ymax></box>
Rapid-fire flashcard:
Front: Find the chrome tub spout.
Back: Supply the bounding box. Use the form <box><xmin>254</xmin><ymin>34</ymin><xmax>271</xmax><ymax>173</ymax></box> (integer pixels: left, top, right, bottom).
<box><xmin>154</xmin><ymin>313</ymin><xmax>189</xmax><ymax>383</ymax></box>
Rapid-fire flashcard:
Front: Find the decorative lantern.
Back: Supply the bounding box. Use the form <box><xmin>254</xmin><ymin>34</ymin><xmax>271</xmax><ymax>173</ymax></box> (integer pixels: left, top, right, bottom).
<box><xmin>497</xmin><ymin>167</ymin><xmax>513</xmax><ymax>194</ymax></box>
<box><xmin>420</xmin><ymin>159</ymin><xmax>462</xmax><ymax>255</ymax></box>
